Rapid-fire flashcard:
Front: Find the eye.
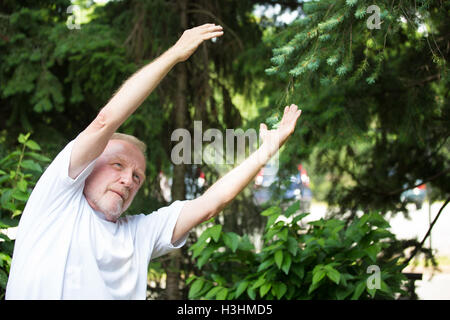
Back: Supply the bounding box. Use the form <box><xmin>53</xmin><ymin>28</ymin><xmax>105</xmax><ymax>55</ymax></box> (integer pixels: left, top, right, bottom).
<box><xmin>133</xmin><ymin>174</ymin><xmax>141</xmax><ymax>183</ymax></box>
<box><xmin>113</xmin><ymin>163</ymin><xmax>123</xmax><ymax>168</ymax></box>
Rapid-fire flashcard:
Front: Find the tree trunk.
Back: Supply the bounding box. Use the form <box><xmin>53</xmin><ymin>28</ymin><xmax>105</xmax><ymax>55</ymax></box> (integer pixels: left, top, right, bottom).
<box><xmin>165</xmin><ymin>0</ymin><xmax>188</xmax><ymax>300</ymax></box>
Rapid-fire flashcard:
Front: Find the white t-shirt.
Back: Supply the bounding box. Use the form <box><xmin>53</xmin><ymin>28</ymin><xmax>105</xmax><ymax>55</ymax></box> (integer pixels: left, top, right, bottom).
<box><xmin>5</xmin><ymin>139</ymin><xmax>188</xmax><ymax>300</ymax></box>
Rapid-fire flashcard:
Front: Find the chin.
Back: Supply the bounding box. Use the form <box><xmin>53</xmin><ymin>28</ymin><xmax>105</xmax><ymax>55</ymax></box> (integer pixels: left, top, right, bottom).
<box><xmin>96</xmin><ymin>198</ymin><xmax>124</xmax><ymax>222</ymax></box>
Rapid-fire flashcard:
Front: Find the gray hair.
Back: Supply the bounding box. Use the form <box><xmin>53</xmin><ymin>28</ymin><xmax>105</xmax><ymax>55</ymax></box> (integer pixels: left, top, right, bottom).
<box><xmin>110</xmin><ymin>132</ymin><xmax>147</xmax><ymax>158</ymax></box>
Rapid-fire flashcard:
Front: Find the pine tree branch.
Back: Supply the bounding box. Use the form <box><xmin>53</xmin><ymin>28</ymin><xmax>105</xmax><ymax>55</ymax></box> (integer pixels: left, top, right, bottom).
<box><xmin>404</xmin><ymin>197</ymin><xmax>450</xmax><ymax>266</ymax></box>
<box><xmin>402</xmin><ymin>73</ymin><xmax>441</xmax><ymax>87</ymax></box>
<box><xmin>386</xmin><ymin>168</ymin><xmax>450</xmax><ymax>196</ymax></box>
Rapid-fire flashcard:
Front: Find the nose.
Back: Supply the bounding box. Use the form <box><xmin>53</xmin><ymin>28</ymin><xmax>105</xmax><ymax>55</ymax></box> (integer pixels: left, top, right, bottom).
<box><xmin>119</xmin><ymin>169</ymin><xmax>133</xmax><ymax>188</ymax></box>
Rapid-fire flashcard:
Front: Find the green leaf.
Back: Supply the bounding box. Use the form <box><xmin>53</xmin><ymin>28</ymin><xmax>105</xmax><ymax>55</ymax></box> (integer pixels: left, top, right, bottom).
<box><xmin>286</xmin><ymin>237</ymin><xmax>298</xmax><ymax>256</ymax></box>
<box><xmin>266</xmin><ymin>213</ymin><xmax>280</xmax><ymax>228</ymax></box>
<box><xmin>292</xmin><ymin>212</ymin><xmax>309</xmax><ymax>225</ymax></box>
<box><xmin>25</xmin><ymin>152</ymin><xmax>51</xmax><ymax>162</ymax></box>
<box><xmin>273</xmin><ymin>282</ymin><xmax>287</xmax><ymax>299</ymax></box>
<box><xmin>281</xmin><ymin>253</ymin><xmax>292</xmax><ymax>275</ymax></box>
<box><xmin>185</xmin><ymin>275</ymin><xmax>197</xmax><ymax>286</ymax></box>
<box><xmin>247</xmin><ymin>287</ymin><xmax>256</xmax><ymax>300</ymax></box>
<box><xmin>0</xmin><ymin>269</ymin><xmax>8</xmax><ymax>290</ymax></box>
<box><xmin>191</xmin><ymin>240</ymin><xmax>208</xmax><ymax>259</ymax></box>
<box><xmin>308</xmin><ymin>281</ymin><xmax>320</xmax><ymax>295</ymax></box>
<box><xmin>235</xmin><ymin>281</ymin><xmax>249</xmax><ymax>299</ymax></box>
<box><xmin>11</xmin><ymin>189</ymin><xmax>29</xmax><ymax>202</ymax></box>
<box><xmin>351</xmin><ymin>281</ymin><xmax>366</xmax><ymax>300</ymax></box>
<box><xmin>12</xmin><ymin>209</ymin><xmax>22</xmax><ymax>218</ymax></box>
<box><xmin>278</xmin><ymin>228</ymin><xmax>288</xmax><ymax>241</ymax></box>
<box><xmin>380</xmin><ymin>279</ymin><xmax>392</xmax><ymax>295</ymax></box>
<box><xmin>366</xmin><ymin>244</ymin><xmax>380</xmax><ymax>262</ymax></box>
<box><xmin>17</xmin><ymin>179</ymin><xmax>28</xmax><ymax>192</ymax></box>
<box><xmin>188</xmin><ymin>278</ymin><xmax>204</xmax><ymax>299</ymax></box>
<box><xmin>25</xmin><ymin>140</ymin><xmax>41</xmax><ymax>151</ymax></box>
<box><xmin>316</xmin><ymin>238</ymin><xmax>325</xmax><ymax>247</ymax></box>
<box><xmin>340</xmin><ymin>273</ymin><xmax>355</xmax><ymax>286</ymax></box>
<box><xmin>251</xmin><ymin>276</ymin><xmax>266</xmax><ymax>290</ymax></box>
<box><xmin>223</xmin><ymin>232</ymin><xmax>239</xmax><ymax>252</ymax></box>
<box><xmin>293</xmin><ymin>265</ymin><xmax>305</xmax><ymax>280</ymax></box>
<box><xmin>205</xmin><ymin>286</ymin><xmax>223</xmax><ymax>300</ymax></box>
<box><xmin>260</xmin><ymin>283</ymin><xmax>271</xmax><ymax>298</ymax></box>
<box><xmin>257</xmin><ymin>258</ymin><xmax>274</xmax><ymax>272</ymax></box>
<box><xmin>308</xmin><ymin>219</ymin><xmax>325</xmax><ymax>227</ymax></box>
<box><xmin>208</xmin><ymin>225</ymin><xmax>222</xmax><ymax>242</ymax></box>
<box><xmin>20</xmin><ymin>160</ymin><xmax>42</xmax><ymax>172</ymax></box>
<box><xmin>325</xmin><ymin>265</ymin><xmax>340</xmax><ymax>284</ymax></box>
<box><xmin>261</xmin><ymin>206</ymin><xmax>281</xmax><ymax>216</ymax></box>
<box><xmin>211</xmin><ymin>274</ymin><xmax>227</xmax><ymax>286</ymax></box>
<box><xmin>197</xmin><ymin>246</ymin><xmax>215</xmax><ymax>269</ymax></box>
<box><xmin>238</xmin><ymin>235</ymin><xmax>255</xmax><ymax>251</ymax></box>
<box><xmin>312</xmin><ymin>268</ymin><xmax>326</xmax><ymax>286</ymax></box>
<box><xmin>335</xmin><ymin>287</ymin><xmax>353</xmax><ymax>300</ymax></box>
<box><xmin>0</xmin><ymin>253</ymin><xmax>11</xmax><ymax>264</ymax></box>
<box><xmin>18</xmin><ymin>133</ymin><xmax>30</xmax><ymax>144</ymax></box>
<box><xmin>274</xmin><ymin>250</ymin><xmax>283</xmax><ymax>269</ymax></box>
<box><xmin>284</xmin><ymin>201</ymin><xmax>300</xmax><ymax>217</ymax></box>
<box><xmin>216</xmin><ymin>287</ymin><xmax>228</xmax><ymax>300</ymax></box>
<box><xmin>367</xmin><ymin>287</ymin><xmax>377</xmax><ymax>298</ymax></box>
<box><xmin>367</xmin><ymin>212</ymin><xmax>390</xmax><ymax>228</ymax></box>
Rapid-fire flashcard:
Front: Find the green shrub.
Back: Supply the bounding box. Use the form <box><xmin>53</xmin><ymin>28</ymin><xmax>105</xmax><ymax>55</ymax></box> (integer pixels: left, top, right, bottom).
<box><xmin>0</xmin><ymin>133</ymin><xmax>50</xmax><ymax>298</ymax></box>
<box><xmin>186</xmin><ymin>201</ymin><xmax>408</xmax><ymax>300</ymax></box>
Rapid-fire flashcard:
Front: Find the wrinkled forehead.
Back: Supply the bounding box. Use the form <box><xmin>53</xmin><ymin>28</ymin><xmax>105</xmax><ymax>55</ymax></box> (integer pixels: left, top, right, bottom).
<box><xmin>102</xmin><ymin>140</ymin><xmax>146</xmax><ymax>173</ymax></box>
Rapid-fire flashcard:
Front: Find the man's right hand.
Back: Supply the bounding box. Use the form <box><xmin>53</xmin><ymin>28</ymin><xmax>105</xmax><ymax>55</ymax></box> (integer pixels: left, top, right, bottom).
<box><xmin>169</xmin><ymin>24</ymin><xmax>224</xmax><ymax>63</ymax></box>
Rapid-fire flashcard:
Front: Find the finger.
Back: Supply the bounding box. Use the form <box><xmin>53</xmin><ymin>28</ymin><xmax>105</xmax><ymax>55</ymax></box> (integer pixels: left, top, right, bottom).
<box><xmin>202</xmin><ymin>26</ymin><xmax>223</xmax><ymax>35</ymax></box>
<box><xmin>199</xmin><ymin>23</ymin><xmax>217</xmax><ymax>28</ymax></box>
<box><xmin>203</xmin><ymin>31</ymin><xmax>224</xmax><ymax>40</ymax></box>
<box><xmin>284</xmin><ymin>106</ymin><xmax>289</xmax><ymax>114</ymax></box>
<box><xmin>296</xmin><ymin>109</ymin><xmax>302</xmax><ymax>118</ymax></box>
<box><xmin>200</xmin><ymin>24</ymin><xmax>222</xmax><ymax>32</ymax></box>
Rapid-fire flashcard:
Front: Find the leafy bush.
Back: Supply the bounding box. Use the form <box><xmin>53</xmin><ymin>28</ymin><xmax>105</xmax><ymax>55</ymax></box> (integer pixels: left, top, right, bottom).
<box><xmin>0</xmin><ymin>133</ymin><xmax>50</xmax><ymax>298</ymax></box>
<box><xmin>186</xmin><ymin>201</ymin><xmax>408</xmax><ymax>300</ymax></box>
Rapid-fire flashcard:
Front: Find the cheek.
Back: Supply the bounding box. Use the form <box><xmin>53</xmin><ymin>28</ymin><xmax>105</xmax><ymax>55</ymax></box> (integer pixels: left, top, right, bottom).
<box><xmin>85</xmin><ymin>168</ymin><xmax>115</xmax><ymax>193</ymax></box>
<box><xmin>123</xmin><ymin>187</ymin><xmax>140</xmax><ymax>208</ymax></box>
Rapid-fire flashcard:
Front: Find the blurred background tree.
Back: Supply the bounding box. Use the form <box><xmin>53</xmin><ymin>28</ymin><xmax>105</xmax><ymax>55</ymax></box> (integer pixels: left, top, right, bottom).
<box><xmin>1</xmin><ymin>0</ymin><xmax>448</xmax><ymax>300</ymax></box>
<box><xmin>266</xmin><ymin>0</ymin><xmax>449</xmax><ymax>215</ymax></box>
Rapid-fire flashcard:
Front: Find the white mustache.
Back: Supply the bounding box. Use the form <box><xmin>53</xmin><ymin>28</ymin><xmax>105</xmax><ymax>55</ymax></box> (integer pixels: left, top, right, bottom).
<box><xmin>109</xmin><ymin>189</ymin><xmax>129</xmax><ymax>201</ymax></box>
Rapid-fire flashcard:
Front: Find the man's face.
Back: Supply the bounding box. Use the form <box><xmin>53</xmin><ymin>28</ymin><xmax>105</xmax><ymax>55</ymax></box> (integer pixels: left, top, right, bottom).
<box><xmin>83</xmin><ymin>139</ymin><xmax>146</xmax><ymax>222</ymax></box>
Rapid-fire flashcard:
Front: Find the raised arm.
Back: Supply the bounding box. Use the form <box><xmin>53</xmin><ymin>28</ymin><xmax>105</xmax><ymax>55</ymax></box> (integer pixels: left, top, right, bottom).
<box><xmin>172</xmin><ymin>104</ymin><xmax>302</xmax><ymax>243</ymax></box>
<box><xmin>69</xmin><ymin>24</ymin><xmax>224</xmax><ymax>179</ymax></box>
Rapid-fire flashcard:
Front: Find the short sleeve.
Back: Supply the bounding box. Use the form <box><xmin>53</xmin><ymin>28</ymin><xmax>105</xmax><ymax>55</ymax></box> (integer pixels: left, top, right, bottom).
<box><xmin>133</xmin><ymin>200</ymin><xmax>189</xmax><ymax>261</ymax></box>
<box><xmin>18</xmin><ymin>135</ymin><xmax>99</xmax><ymax>224</ymax></box>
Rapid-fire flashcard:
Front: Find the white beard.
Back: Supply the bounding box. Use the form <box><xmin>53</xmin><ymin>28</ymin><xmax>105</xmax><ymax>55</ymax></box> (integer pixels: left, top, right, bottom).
<box><xmin>94</xmin><ymin>192</ymin><xmax>124</xmax><ymax>222</ymax></box>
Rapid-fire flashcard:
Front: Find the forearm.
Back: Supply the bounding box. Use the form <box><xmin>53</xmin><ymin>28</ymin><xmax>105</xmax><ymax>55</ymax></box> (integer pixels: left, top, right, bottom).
<box><xmin>99</xmin><ymin>48</ymin><xmax>179</xmax><ymax>130</ymax></box>
<box><xmin>202</xmin><ymin>143</ymin><xmax>277</xmax><ymax>214</ymax></box>
<box><xmin>172</xmin><ymin>104</ymin><xmax>300</xmax><ymax>244</ymax></box>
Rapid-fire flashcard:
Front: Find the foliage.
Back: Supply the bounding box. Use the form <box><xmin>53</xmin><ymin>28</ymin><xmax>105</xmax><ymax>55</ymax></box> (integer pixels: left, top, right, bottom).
<box><xmin>263</xmin><ymin>0</ymin><xmax>449</xmax><ymax>215</ymax></box>
<box><xmin>0</xmin><ymin>133</ymin><xmax>50</xmax><ymax>298</ymax></box>
<box><xmin>186</xmin><ymin>201</ymin><xmax>408</xmax><ymax>300</ymax></box>
<box><xmin>0</xmin><ymin>0</ymin><xmax>277</xmax><ymax>299</ymax></box>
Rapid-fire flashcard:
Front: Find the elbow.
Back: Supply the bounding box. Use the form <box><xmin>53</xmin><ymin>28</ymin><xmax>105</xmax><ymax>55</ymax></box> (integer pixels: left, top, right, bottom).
<box><xmin>86</xmin><ymin>108</ymin><xmax>118</xmax><ymax>135</ymax></box>
<box><xmin>95</xmin><ymin>108</ymin><xmax>116</xmax><ymax>129</ymax></box>
<box><xmin>201</xmin><ymin>196</ymin><xmax>230</xmax><ymax>222</ymax></box>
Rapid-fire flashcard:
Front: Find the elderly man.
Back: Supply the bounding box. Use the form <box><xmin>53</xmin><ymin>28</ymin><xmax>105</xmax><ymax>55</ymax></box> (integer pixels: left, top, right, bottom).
<box><xmin>6</xmin><ymin>24</ymin><xmax>301</xmax><ymax>299</ymax></box>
